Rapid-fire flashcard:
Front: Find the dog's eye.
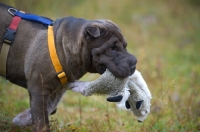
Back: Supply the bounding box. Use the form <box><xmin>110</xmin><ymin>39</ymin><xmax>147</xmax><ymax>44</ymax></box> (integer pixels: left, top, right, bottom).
<box><xmin>110</xmin><ymin>46</ymin><xmax>117</xmax><ymax>52</ymax></box>
<box><xmin>109</xmin><ymin>42</ymin><xmax>117</xmax><ymax>52</ymax></box>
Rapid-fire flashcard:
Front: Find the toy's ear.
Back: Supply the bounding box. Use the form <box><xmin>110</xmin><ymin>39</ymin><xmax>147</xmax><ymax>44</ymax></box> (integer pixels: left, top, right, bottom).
<box><xmin>107</xmin><ymin>95</ymin><xmax>123</xmax><ymax>102</ymax></box>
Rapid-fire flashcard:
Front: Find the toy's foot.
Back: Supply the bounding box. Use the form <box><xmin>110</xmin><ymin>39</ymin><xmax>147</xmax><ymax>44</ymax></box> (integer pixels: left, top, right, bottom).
<box><xmin>69</xmin><ymin>81</ymin><xmax>90</xmax><ymax>95</ymax></box>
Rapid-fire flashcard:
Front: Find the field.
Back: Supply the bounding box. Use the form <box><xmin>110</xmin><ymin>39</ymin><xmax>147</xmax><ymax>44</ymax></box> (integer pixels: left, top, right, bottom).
<box><xmin>0</xmin><ymin>0</ymin><xmax>200</xmax><ymax>131</ymax></box>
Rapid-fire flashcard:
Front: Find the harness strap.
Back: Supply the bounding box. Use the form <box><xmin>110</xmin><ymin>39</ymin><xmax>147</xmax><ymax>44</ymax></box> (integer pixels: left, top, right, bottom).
<box><xmin>14</xmin><ymin>11</ymin><xmax>53</xmax><ymax>26</ymax></box>
<box><xmin>47</xmin><ymin>26</ymin><xmax>67</xmax><ymax>84</ymax></box>
<box><xmin>0</xmin><ymin>16</ymin><xmax>21</xmax><ymax>78</ymax></box>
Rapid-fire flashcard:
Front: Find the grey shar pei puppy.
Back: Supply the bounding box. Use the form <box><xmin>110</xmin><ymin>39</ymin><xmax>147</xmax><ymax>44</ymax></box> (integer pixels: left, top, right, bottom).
<box><xmin>0</xmin><ymin>3</ymin><xmax>137</xmax><ymax>132</ymax></box>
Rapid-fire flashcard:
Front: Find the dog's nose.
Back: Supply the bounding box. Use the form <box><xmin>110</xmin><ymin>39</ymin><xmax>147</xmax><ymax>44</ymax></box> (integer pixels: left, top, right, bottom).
<box><xmin>130</xmin><ymin>65</ymin><xmax>136</xmax><ymax>73</ymax></box>
<box><xmin>129</xmin><ymin>55</ymin><xmax>137</xmax><ymax>74</ymax></box>
<box><xmin>138</xmin><ymin>120</ymin><xmax>142</xmax><ymax>123</ymax></box>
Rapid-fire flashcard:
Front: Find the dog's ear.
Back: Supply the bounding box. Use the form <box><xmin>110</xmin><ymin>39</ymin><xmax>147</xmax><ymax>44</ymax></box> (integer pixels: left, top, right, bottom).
<box><xmin>86</xmin><ymin>26</ymin><xmax>100</xmax><ymax>38</ymax></box>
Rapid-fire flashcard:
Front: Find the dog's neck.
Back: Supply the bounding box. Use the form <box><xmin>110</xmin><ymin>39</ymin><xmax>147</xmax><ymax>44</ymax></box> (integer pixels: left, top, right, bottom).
<box><xmin>53</xmin><ymin>17</ymin><xmax>93</xmax><ymax>81</ymax></box>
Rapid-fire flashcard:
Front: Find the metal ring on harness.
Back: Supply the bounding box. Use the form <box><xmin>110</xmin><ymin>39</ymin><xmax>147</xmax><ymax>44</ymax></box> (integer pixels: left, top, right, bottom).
<box><xmin>8</xmin><ymin>8</ymin><xmax>18</xmax><ymax>16</ymax></box>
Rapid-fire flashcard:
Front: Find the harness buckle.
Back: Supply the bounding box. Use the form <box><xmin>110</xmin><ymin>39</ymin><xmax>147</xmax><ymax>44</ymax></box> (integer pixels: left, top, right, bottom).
<box><xmin>3</xmin><ymin>28</ymin><xmax>16</xmax><ymax>44</ymax></box>
<box><xmin>8</xmin><ymin>8</ymin><xmax>18</xmax><ymax>16</ymax></box>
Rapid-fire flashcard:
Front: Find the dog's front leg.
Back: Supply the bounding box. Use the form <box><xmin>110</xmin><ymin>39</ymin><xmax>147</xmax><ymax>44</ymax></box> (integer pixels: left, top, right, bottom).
<box><xmin>28</xmin><ymin>84</ymin><xmax>50</xmax><ymax>132</ymax></box>
<box><xmin>13</xmin><ymin>81</ymin><xmax>104</xmax><ymax>127</ymax></box>
<box><xmin>12</xmin><ymin>86</ymin><xmax>69</xmax><ymax>127</ymax></box>
<box><xmin>30</xmin><ymin>94</ymin><xmax>50</xmax><ymax>132</ymax></box>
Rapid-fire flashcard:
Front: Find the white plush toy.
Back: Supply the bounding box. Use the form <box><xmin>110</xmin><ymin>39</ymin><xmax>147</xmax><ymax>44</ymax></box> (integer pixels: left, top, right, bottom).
<box><xmin>71</xmin><ymin>69</ymin><xmax>152</xmax><ymax>122</ymax></box>
<box><xmin>12</xmin><ymin>69</ymin><xmax>151</xmax><ymax>127</ymax></box>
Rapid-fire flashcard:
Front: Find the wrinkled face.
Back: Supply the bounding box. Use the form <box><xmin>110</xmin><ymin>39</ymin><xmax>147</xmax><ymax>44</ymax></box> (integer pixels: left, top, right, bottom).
<box><xmin>84</xmin><ymin>20</ymin><xmax>137</xmax><ymax>78</ymax></box>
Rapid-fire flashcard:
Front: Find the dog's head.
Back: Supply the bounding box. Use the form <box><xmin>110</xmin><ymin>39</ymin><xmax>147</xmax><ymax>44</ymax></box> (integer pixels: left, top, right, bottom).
<box><xmin>54</xmin><ymin>17</ymin><xmax>137</xmax><ymax>79</ymax></box>
<box><xmin>83</xmin><ymin>20</ymin><xmax>137</xmax><ymax>78</ymax></box>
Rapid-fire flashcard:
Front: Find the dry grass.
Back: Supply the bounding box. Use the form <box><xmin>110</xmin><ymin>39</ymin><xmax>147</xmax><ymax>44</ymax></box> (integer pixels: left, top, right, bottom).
<box><xmin>0</xmin><ymin>0</ymin><xmax>200</xmax><ymax>131</ymax></box>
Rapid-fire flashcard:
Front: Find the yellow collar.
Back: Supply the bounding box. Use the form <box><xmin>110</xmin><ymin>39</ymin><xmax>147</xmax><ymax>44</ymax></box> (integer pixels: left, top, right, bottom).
<box><xmin>48</xmin><ymin>26</ymin><xmax>67</xmax><ymax>84</ymax></box>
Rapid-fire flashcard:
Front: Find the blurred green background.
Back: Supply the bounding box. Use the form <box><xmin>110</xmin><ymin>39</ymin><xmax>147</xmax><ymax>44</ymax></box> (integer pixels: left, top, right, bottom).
<box><xmin>0</xmin><ymin>0</ymin><xmax>200</xmax><ymax>131</ymax></box>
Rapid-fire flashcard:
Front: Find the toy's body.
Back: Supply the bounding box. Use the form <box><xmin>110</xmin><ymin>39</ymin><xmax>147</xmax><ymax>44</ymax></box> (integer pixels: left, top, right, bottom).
<box><xmin>71</xmin><ymin>69</ymin><xmax>152</xmax><ymax>122</ymax></box>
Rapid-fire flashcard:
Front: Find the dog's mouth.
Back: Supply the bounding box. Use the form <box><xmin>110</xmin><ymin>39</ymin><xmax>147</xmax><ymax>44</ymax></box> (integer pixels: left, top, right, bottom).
<box><xmin>96</xmin><ymin>62</ymin><xmax>136</xmax><ymax>78</ymax></box>
<box><xmin>97</xmin><ymin>65</ymin><xmax>107</xmax><ymax>74</ymax></box>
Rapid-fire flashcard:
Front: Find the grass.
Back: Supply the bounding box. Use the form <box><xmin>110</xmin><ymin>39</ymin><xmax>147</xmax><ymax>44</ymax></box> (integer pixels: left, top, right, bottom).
<box><xmin>0</xmin><ymin>0</ymin><xmax>200</xmax><ymax>131</ymax></box>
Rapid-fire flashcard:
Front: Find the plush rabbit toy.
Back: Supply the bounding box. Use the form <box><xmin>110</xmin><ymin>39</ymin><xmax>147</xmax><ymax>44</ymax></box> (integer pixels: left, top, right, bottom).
<box><xmin>12</xmin><ymin>69</ymin><xmax>151</xmax><ymax>127</ymax></box>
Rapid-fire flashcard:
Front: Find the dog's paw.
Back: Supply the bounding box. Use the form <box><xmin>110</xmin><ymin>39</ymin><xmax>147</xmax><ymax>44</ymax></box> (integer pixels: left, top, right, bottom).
<box><xmin>12</xmin><ymin>108</ymin><xmax>32</xmax><ymax>127</ymax></box>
